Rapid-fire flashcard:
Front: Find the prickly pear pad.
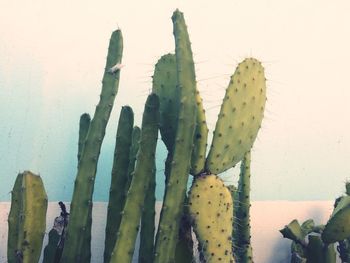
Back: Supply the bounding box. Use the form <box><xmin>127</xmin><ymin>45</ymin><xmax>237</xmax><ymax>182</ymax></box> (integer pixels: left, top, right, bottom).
<box><xmin>206</xmin><ymin>58</ymin><xmax>266</xmax><ymax>174</ymax></box>
<box><xmin>189</xmin><ymin>174</ymin><xmax>234</xmax><ymax>262</ymax></box>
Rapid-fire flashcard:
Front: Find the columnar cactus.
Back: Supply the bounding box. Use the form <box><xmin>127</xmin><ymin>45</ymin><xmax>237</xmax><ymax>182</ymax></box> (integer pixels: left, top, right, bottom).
<box><xmin>188</xmin><ymin>174</ymin><xmax>234</xmax><ymax>262</ymax></box>
<box><xmin>234</xmin><ymin>152</ymin><xmax>253</xmax><ymax>263</ymax></box>
<box><xmin>7</xmin><ymin>171</ymin><xmax>48</xmax><ymax>263</ymax></box>
<box><xmin>104</xmin><ymin>106</ymin><xmax>134</xmax><ymax>263</ymax></box>
<box><xmin>154</xmin><ymin>9</ymin><xmax>198</xmax><ymax>263</ymax></box>
<box><xmin>110</xmin><ymin>93</ymin><xmax>159</xmax><ymax>263</ymax></box>
<box><xmin>138</xmin><ymin>159</ymin><xmax>156</xmax><ymax>263</ymax></box>
<box><xmin>61</xmin><ymin>29</ymin><xmax>123</xmax><ymax>263</ymax></box>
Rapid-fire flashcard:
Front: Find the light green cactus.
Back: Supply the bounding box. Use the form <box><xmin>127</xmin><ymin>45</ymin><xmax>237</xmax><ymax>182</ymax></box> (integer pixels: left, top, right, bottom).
<box><xmin>7</xmin><ymin>171</ymin><xmax>48</xmax><ymax>263</ymax></box>
<box><xmin>189</xmin><ymin>174</ymin><xmax>234</xmax><ymax>262</ymax></box>
<box><xmin>206</xmin><ymin>58</ymin><xmax>266</xmax><ymax>174</ymax></box>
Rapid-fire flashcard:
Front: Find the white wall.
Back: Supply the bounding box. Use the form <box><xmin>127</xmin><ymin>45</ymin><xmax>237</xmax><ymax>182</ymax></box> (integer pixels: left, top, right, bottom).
<box><xmin>0</xmin><ymin>201</ymin><xmax>339</xmax><ymax>263</ymax></box>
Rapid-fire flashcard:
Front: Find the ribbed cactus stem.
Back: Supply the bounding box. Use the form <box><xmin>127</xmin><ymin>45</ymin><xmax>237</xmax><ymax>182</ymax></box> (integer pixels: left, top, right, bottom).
<box><xmin>125</xmin><ymin>126</ymin><xmax>141</xmax><ymax>189</ymax></box>
<box><xmin>104</xmin><ymin>106</ymin><xmax>134</xmax><ymax>263</ymax></box>
<box><xmin>78</xmin><ymin>113</ymin><xmax>91</xmax><ymax>163</ymax></box>
<box><xmin>7</xmin><ymin>171</ymin><xmax>48</xmax><ymax>263</ymax></box>
<box><xmin>234</xmin><ymin>152</ymin><xmax>253</xmax><ymax>263</ymax></box>
<box><xmin>78</xmin><ymin>113</ymin><xmax>92</xmax><ymax>263</ymax></box>
<box><xmin>61</xmin><ymin>29</ymin><xmax>123</xmax><ymax>263</ymax></box>
<box><xmin>110</xmin><ymin>93</ymin><xmax>159</xmax><ymax>263</ymax></box>
<box><xmin>154</xmin><ymin>9</ymin><xmax>197</xmax><ymax>263</ymax></box>
<box><xmin>138</xmin><ymin>159</ymin><xmax>156</xmax><ymax>263</ymax></box>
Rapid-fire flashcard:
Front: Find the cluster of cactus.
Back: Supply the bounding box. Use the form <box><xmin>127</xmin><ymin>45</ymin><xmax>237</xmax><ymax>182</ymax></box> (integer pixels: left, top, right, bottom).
<box><xmin>7</xmin><ymin>9</ymin><xmax>267</xmax><ymax>263</ymax></box>
<box><xmin>280</xmin><ymin>182</ymin><xmax>350</xmax><ymax>263</ymax></box>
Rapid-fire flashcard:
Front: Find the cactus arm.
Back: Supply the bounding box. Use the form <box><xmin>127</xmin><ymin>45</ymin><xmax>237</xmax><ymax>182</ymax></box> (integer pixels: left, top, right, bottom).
<box><xmin>78</xmin><ymin>113</ymin><xmax>92</xmax><ymax>263</ymax></box>
<box><xmin>110</xmin><ymin>93</ymin><xmax>159</xmax><ymax>263</ymax></box>
<box><xmin>8</xmin><ymin>171</ymin><xmax>48</xmax><ymax>263</ymax></box>
<box><xmin>61</xmin><ymin>30</ymin><xmax>123</xmax><ymax>262</ymax></box>
<box><xmin>234</xmin><ymin>152</ymin><xmax>253</xmax><ymax>262</ymax></box>
<box><xmin>77</xmin><ymin>113</ymin><xmax>91</xmax><ymax>162</ymax></box>
<box><xmin>306</xmin><ymin>236</ymin><xmax>336</xmax><ymax>263</ymax></box>
<box><xmin>206</xmin><ymin>58</ymin><xmax>266</xmax><ymax>174</ymax></box>
<box><xmin>138</xmin><ymin>159</ymin><xmax>156</xmax><ymax>263</ymax></box>
<box><xmin>104</xmin><ymin>106</ymin><xmax>134</xmax><ymax>263</ymax></box>
<box><xmin>125</xmin><ymin>126</ymin><xmax>141</xmax><ymax>190</ymax></box>
<box><xmin>154</xmin><ymin>9</ymin><xmax>197</xmax><ymax>263</ymax></box>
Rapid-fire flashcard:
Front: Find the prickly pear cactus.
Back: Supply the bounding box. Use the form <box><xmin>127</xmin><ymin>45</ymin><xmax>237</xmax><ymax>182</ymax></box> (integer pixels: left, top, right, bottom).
<box><xmin>7</xmin><ymin>171</ymin><xmax>48</xmax><ymax>263</ymax></box>
<box><xmin>189</xmin><ymin>174</ymin><xmax>234</xmax><ymax>262</ymax></box>
<box><xmin>206</xmin><ymin>58</ymin><xmax>266</xmax><ymax>174</ymax></box>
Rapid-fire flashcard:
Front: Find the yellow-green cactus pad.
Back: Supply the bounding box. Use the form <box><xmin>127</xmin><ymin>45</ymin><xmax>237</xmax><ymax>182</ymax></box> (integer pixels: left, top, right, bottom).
<box><xmin>206</xmin><ymin>58</ymin><xmax>266</xmax><ymax>174</ymax></box>
<box><xmin>322</xmin><ymin>196</ymin><xmax>350</xmax><ymax>243</ymax></box>
<box><xmin>189</xmin><ymin>174</ymin><xmax>234</xmax><ymax>262</ymax></box>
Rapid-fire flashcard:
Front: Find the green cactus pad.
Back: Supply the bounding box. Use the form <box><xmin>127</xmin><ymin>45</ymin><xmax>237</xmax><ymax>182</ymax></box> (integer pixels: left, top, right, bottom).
<box><xmin>189</xmin><ymin>174</ymin><xmax>234</xmax><ymax>263</ymax></box>
<box><xmin>152</xmin><ymin>53</ymin><xmax>179</xmax><ymax>152</ymax></box>
<box><xmin>104</xmin><ymin>106</ymin><xmax>134</xmax><ymax>263</ymax></box>
<box><xmin>152</xmin><ymin>53</ymin><xmax>208</xmax><ymax>175</ymax></box>
<box><xmin>7</xmin><ymin>171</ymin><xmax>48</xmax><ymax>263</ymax></box>
<box><xmin>322</xmin><ymin>196</ymin><xmax>350</xmax><ymax>243</ymax></box>
<box><xmin>77</xmin><ymin>113</ymin><xmax>91</xmax><ymax>163</ymax></box>
<box><xmin>206</xmin><ymin>58</ymin><xmax>266</xmax><ymax>174</ymax></box>
<box><xmin>110</xmin><ymin>93</ymin><xmax>159</xmax><ymax>263</ymax></box>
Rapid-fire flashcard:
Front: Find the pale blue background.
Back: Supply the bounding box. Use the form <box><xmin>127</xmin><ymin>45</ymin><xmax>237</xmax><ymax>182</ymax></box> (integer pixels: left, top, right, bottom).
<box><xmin>1</xmin><ymin>0</ymin><xmax>350</xmax><ymax>201</ymax></box>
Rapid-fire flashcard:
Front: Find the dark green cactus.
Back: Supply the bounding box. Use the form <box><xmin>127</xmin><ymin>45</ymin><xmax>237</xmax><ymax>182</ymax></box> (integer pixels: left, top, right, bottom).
<box><xmin>322</xmin><ymin>196</ymin><xmax>350</xmax><ymax>244</ymax></box>
<box><xmin>7</xmin><ymin>171</ymin><xmax>48</xmax><ymax>263</ymax></box>
<box><xmin>110</xmin><ymin>93</ymin><xmax>159</xmax><ymax>263</ymax></box>
<box><xmin>206</xmin><ymin>58</ymin><xmax>267</xmax><ymax>174</ymax></box>
<box><xmin>306</xmin><ymin>235</ymin><xmax>336</xmax><ymax>263</ymax></box>
<box><xmin>79</xmin><ymin>113</ymin><xmax>92</xmax><ymax>263</ymax></box>
<box><xmin>104</xmin><ymin>106</ymin><xmax>134</xmax><ymax>263</ymax></box>
<box><xmin>174</xmin><ymin>196</ymin><xmax>194</xmax><ymax>263</ymax></box>
<box><xmin>78</xmin><ymin>113</ymin><xmax>91</xmax><ymax>163</ymax></box>
<box><xmin>126</xmin><ymin>126</ymin><xmax>141</xmax><ymax>190</ymax></box>
<box><xmin>234</xmin><ymin>151</ymin><xmax>253</xmax><ymax>263</ymax></box>
<box><xmin>154</xmin><ymin>9</ymin><xmax>197</xmax><ymax>263</ymax></box>
<box><xmin>152</xmin><ymin>53</ymin><xmax>208</xmax><ymax>176</ymax></box>
<box><xmin>138</xmin><ymin>158</ymin><xmax>156</xmax><ymax>263</ymax></box>
<box><xmin>61</xmin><ymin>29</ymin><xmax>123</xmax><ymax>263</ymax></box>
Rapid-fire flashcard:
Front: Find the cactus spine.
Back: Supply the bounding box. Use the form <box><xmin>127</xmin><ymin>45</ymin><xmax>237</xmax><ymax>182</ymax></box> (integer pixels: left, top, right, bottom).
<box><xmin>154</xmin><ymin>9</ymin><xmax>197</xmax><ymax>263</ymax></box>
<box><xmin>7</xmin><ymin>171</ymin><xmax>48</xmax><ymax>263</ymax></box>
<box><xmin>61</xmin><ymin>29</ymin><xmax>123</xmax><ymax>263</ymax></box>
<box><xmin>234</xmin><ymin>151</ymin><xmax>253</xmax><ymax>262</ymax></box>
<box><xmin>110</xmin><ymin>93</ymin><xmax>159</xmax><ymax>263</ymax></box>
<box><xmin>104</xmin><ymin>106</ymin><xmax>134</xmax><ymax>263</ymax></box>
<box><xmin>189</xmin><ymin>174</ymin><xmax>234</xmax><ymax>262</ymax></box>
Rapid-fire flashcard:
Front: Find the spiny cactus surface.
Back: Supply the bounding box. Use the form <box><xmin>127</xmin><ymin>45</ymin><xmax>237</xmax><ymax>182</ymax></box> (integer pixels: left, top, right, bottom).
<box><xmin>8</xmin><ymin>171</ymin><xmax>48</xmax><ymax>263</ymax></box>
<box><xmin>206</xmin><ymin>58</ymin><xmax>266</xmax><ymax>174</ymax></box>
<box><xmin>189</xmin><ymin>174</ymin><xmax>234</xmax><ymax>263</ymax></box>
